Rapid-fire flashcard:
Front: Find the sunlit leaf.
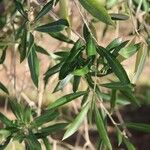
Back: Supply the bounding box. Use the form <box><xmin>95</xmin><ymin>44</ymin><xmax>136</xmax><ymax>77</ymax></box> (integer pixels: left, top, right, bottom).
<box><xmin>47</xmin><ymin>91</ymin><xmax>87</xmax><ymax>110</ymax></box>
<box><xmin>79</xmin><ymin>0</ymin><xmax>114</xmax><ymax>25</ymax></box>
<box><xmin>53</xmin><ymin>74</ymin><xmax>73</xmax><ymax>92</ymax></box>
<box><xmin>95</xmin><ymin>106</ymin><xmax>112</xmax><ymax>150</ymax></box>
<box><xmin>63</xmin><ymin>102</ymin><xmax>90</xmax><ymax>140</ymax></box>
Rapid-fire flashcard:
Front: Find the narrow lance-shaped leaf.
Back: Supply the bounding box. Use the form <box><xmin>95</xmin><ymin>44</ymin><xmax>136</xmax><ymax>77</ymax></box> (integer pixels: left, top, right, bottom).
<box><xmin>14</xmin><ymin>0</ymin><xmax>27</xmax><ymax>19</ymax></box>
<box><xmin>18</xmin><ymin>28</ymin><xmax>27</xmax><ymax>62</ymax></box>
<box><xmin>73</xmin><ymin>76</ymin><xmax>81</xmax><ymax>92</ymax></box>
<box><xmin>110</xmin><ymin>13</ymin><xmax>129</xmax><ymax>21</ymax></box>
<box><xmin>35</xmin><ymin>45</ymin><xmax>49</xmax><ymax>56</ymax></box>
<box><xmin>125</xmin><ymin>122</ymin><xmax>150</xmax><ymax>133</ymax></box>
<box><xmin>73</xmin><ymin>66</ymin><xmax>89</xmax><ymax>76</ymax></box>
<box><xmin>79</xmin><ymin>0</ymin><xmax>114</xmax><ymax>25</ymax></box>
<box><xmin>35</xmin><ymin>123</ymin><xmax>67</xmax><ymax>138</ymax></box>
<box><xmin>0</xmin><ymin>82</ymin><xmax>9</xmax><ymax>94</ymax></box>
<box><xmin>106</xmin><ymin>38</ymin><xmax>123</xmax><ymax>51</ymax></box>
<box><xmin>59</xmin><ymin>39</ymin><xmax>84</xmax><ymax>79</ymax></box>
<box><xmin>47</xmin><ymin>91</ymin><xmax>87</xmax><ymax>110</ymax></box>
<box><xmin>27</xmin><ymin>33</ymin><xmax>34</xmax><ymax>56</ymax></box>
<box><xmin>42</xmin><ymin>138</ymin><xmax>51</xmax><ymax>150</ymax></box>
<box><xmin>120</xmin><ymin>90</ymin><xmax>140</xmax><ymax>106</ymax></box>
<box><xmin>118</xmin><ymin>43</ymin><xmax>140</xmax><ymax>59</ymax></box>
<box><xmin>132</xmin><ymin>44</ymin><xmax>147</xmax><ymax>84</ymax></box>
<box><xmin>0</xmin><ymin>46</ymin><xmax>7</xmax><ymax>64</ymax></box>
<box><xmin>63</xmin><ymin>102</ymin><xmax>90</xmax><ymax>140</ymax></box>
<box><xmin>9</xmin><ymin>99</ymin><xmax>23</xmax><ymax>120</ymax></box>
<box><xmin>26</xmin><ymin>132</ymin><xmax>41</xmax><ymax>150</ymax></box>
<box><xmin>49</xmin><ymin>32</ymin><xmax>74</xmax><ymax>44</ymax></box>
<box><xmin>35</xmin><ymin>0</ymin><xmax>59</xmax><ymax>21</ymax></box>
<box><xmin>31</xmin><ymin>111</ymin><xmax>59</xmax><ymax>128</ymax></box>
<box><xmin>53</xmin><ymin>74</ymin><xmax>73</xmax><ymax>93</ymax></box>
<box><xmin>123</xmin><ymin>137</ymin><xmax>136</xmax><ymax>150</ymax></box>
<box><xmin>35</xmin><ymin>19</ymin><xmax>69</xmax><ymax>33</ymax></box>
<box><xmin>59</xmin><ymin>0</ymin><xmax>70</xmax><ymax>23</ymax></box>
<box><xmin>0</xmin><ymin>112</ymin><xmax>12</xmax><ymax>126</ymax></box>
<box><xmin>95</xmin><ymin>106</ymin><xmax>112</xmax><ymax>150</ymax></box>
<box><xmin>87</xmin><ymin>34</ymin><xmax>96</xmax><ymax>57</ymax></box>
<box><xmin>83</xmin><ymin>24</ymin><xmax>96</xmax><ymax>56</ymax></box>
<box><xmin>110</xmin><ymin>89</ymin><xmax>117</xmax><ymax>111</ymax></box>
<box><xmin>97</xmin><ymin>46</ymin><xmax>130</xmax><ymax>84</ymax></box>
<box><xmin>100</xmin><ymin>82</ymin><xmax>134</xmax><ymax>91</ymax></box>
<box><xmin>44</xmin><ymin>62</ymin><xmax>62</xmax><ymax>85</ymax></box>
<box><xmin>116</xmin><ymin>127</ymin><xmax>123</xmax><ymax>146</ymax></box>
<box><xmin>28</xmin><ymin>45</ymin><xmax>39</xmax><ymax>87</ymax></box>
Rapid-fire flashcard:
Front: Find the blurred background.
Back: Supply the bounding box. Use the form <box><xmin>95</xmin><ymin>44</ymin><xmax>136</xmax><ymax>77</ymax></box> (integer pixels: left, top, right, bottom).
<box><xmin>0</xmin><ymin>0</ymin><xmax>150</xmax><ymax>149</ymax></box>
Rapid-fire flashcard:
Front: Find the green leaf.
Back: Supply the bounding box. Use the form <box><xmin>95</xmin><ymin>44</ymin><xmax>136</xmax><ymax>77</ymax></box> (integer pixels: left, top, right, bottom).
<box><xmin>123</xmin><ymin>137</ymin><xmax>136</xmax><ymax>150</ymax></box>
<box><xmin>120</xmin><ymin>90</ymin><xmax>140</xmax><ymax>106</ymax></box>
<box><xmin>106</xmin><ymin>38</ymin><xmax>122</xmax><ymax>51</ymax></box>
<box><xmin>31</xmin><ymin>111</ymin><xmax>59</xmax><ymax>128</ymax></box>
<box><xmin>73</xmin><ymin>66</ymin><xmax>89</xmax><ymax>76</ymax></box>
<box><xmin>97</xmin><ymin>46</ymin><xmax>130</xmax><ymax>84</ymax></box>
<box><xmin>9</xmin><ymin>99</ymin><xmax>23</xmax><ymax>120</ymax></box>
<box><xmin>0</xmin><ymin>46</ymin><xmax>7</xmax><ymax>64</ymax></box>
<box><xmin>47</xmin><ymin>91</ymin><xmax>87</xmax><ymax>110</ymax></box>
<box><xmin>44</xmin><ymin>62</ymin><xmax>62</xmax><ymax>85</ymax></box>
<box><xmin>118</xmin><ymin>43</ymin><xmax>140</xmax><ymax>59</ymax></box>
<box><xmin>26</xmin><ymin>132</ymin><xmax>41</xmax><ymax>150</ymax></box>
<box><xmin>0</xmin><ymin>82</ymin><xmax>9</xmax><ymax>94</ymax></box>
<box><xmin>110</xmin><ymin>13</ymin><xmax>129</xmax><ymax>21</ymax></box>
<box><xmin>132</xmin><ymin>45</ymin><xmax>147</xmax><ymax>83</ymax></box>
<box><xmin>14</xmin><ymin>0</ymin><xmax>27</xmax><ymax>19</ymax></box>
<box><xmin>79</xmin><ymin>0</ymin><xmax>114</xmax><ymax>25</ymax></box>
<box><xmin>0</xmin><ymin>112</ymin><xmax>12</xmax><ymax>126</ymax></box>
<box><xmin>28</xmin><ymin>45</ymin><xmax>39</xmax><ymax>87</ymax></box>
<box><xmin>42</xmin><ymin>138</ymin><xmax>51</xmax><ymax>150</ymax></box>
<box><xmin>125</xmin><ymin>122</ymin><xmax>150</xmax><ymax>133</ymax></box>
<box><xmin>59</xmin><ymin>39</ymin><xmax>84</xmax><ymax>79</ymax></box>
<box><xmin>53</xmin><ymin>74</ymin><xmax>73</xmax><ymax>92</ymax></box>
<box><xmin>64</xmin><ymin>39</ymin><xmax>84</xmax><ymax>63</ymax></box>
<box><xmin>18</xmin><ymin>28</ymin><xmax>27</xmax><ymax>62</ymax></box>
<box><xmin>35</xmin><ymin>45</ymin><xmax>49</xmax><ymax>56</ymax></box>
<box><xmin>63</xmin><ymin>102</ymin><xmax>90</xmax><ymax>140</ymax></box>
<box><xmin>110</xmin><ymin>89</ymin><xmax>117</xmax><ymax>110</ymax></box>
<box><xmin>49</xmin><ymin>32</ymin><xmax>74</xmax><ymax>44</ymax></box>
<box><xmin>94</xmin><ymin>106</ymin><xmax>112</xmax><ymax>150</ymax></box>
<box><xmin>0</xmin><ymin>136</ymin><xmax>11</xmax><ymax>150</ymax></box>
<box><xmin>27</xmin><ymin>33</ymin><xmax>34</xmax><ymax>56</ymax></box>
<box><xmin>116</xmin><ymin>127</ymin><xmax>123</xmax><ymax>146</ymax></box>
<box><xmin>100</xmin><ymin>82</ymin><xmax>133</xmax><ymax>90</ymax></box>
<box><xmin>86</xmin><ymin>35</ymin><xmax>96</xmax><ymax>57</ymax></box>
<box><xmin>35</xmin><ymin>123</ymin><xmax>67</xmax><ymax>138</ymax></box>
<box><xmin>15</xmin><ymin>21</ymin><xmax>27</xmax><ymax>40</ymax></box>
<box><xmin>23</xmin><ymin>106</ymin><xmax>31</xmax><ymax>123</ymax></box>
<box><xmin>35</xmin><ymin>19</ymin><xmax>69</xmax><ymax>33</ymax></box>
<box><xmin>73</xmin><ymin>76</ymin><xmax>81</xmax><ymax>92</ymax></box>
<box><xmin>83</xmin><ymin>24</ymin><xmax>96</xmax><ymax>56</ymax></box>
<box><xmin>35</xmin><ymin>0</ymin><xmax>58</xmax><ymax>21</ymax></box>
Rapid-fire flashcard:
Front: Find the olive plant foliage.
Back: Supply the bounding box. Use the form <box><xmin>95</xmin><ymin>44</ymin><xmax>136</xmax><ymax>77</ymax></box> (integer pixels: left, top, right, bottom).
<box><xmin>0</xmin><ymin>0</ymin><xmax>150</xmax><ymax>149</ymax></box>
